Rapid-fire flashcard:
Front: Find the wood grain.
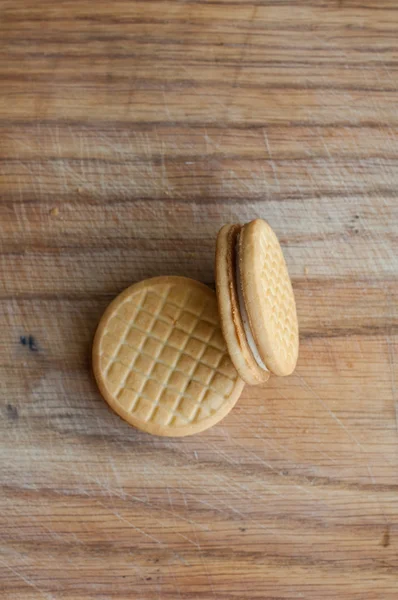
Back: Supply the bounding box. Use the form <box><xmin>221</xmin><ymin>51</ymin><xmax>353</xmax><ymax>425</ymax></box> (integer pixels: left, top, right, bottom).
<box><xmin>1</xmin><ymin>1</ymin><xmax>398</xmax><ymax>598</ymax></box>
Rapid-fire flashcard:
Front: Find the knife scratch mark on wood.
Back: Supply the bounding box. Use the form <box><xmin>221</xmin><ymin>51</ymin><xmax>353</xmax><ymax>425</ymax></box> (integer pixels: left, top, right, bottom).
<box><xmin>95</xmin><ymin>499</ymin><xmax>166</xmax><ymax>547</ymax></box>
<box><xmin>295</xmin><ymin>371</ymin><xmax>366</xmax><ymax>449</ymax></box>
<box><xmin>0</xmin><ymin>558</ymin><xmax>56</xmax><ymax>600</ymax></box>
<box><xmin>386</xmin><ymin>296</ymin><xmax>398</xmax><ymax>437</ymax></box>
<box><xmin>262</xmin><ymin>128</ymin><xmax>280</xmax><ymax>192</ymax></box>
<box><xmin>294</xmin><ymin>371</ymin><xmax>396</xmax><ymax>467</ymax></box>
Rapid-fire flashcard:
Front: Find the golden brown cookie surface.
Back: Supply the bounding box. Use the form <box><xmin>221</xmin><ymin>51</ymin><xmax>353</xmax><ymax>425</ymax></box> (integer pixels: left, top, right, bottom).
<box><xmin>240</xmin><ymin>219</ymin><xmax>299</xmax><ymax>376</ymax></box>
<box><xmin>215</xmin><ymin>219</ymin><xmax>299</xmax><ymax>383</ymax></box>
<box><xmin>93</xmin><ymin>276</ymin><xmax>244</xmax><ymax>436</ymax></box>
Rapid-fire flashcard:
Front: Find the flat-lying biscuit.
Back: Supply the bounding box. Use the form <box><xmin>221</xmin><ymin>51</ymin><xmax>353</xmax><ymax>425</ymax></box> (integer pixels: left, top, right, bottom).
<box><xmin>93</xmin><ymin>276</ymin><xmax>244</xmax><ymax>436</ymax></box>
<box><xmin>216</xmin><ymin>219</ymin><xmax>299</xmax><ymax>384</ymax></box>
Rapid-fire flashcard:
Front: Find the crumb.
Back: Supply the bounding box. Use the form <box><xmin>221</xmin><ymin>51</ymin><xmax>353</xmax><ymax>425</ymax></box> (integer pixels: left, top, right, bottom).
<box><xmin>304</xmin><ymin>266</ymin><xmax>309</xmax><ymax>275</ymax></box>
<box><xmin>77</xmin><ymin>187</ymin><xmax>83</xmax><ymax>194</ymax></box>
<box><xmin>50</xmin><ymin>207</ymin><xmax>59</xmax><ymax>217</ymax></box>
<box><xmin>381</xmin><ymin>528</ymin><xmax>390</xmax><ymax>547</ymax></box>
<box><xmin>7</xmin><ymin>404</ymin><xmax>19</xmax><ymax>421</ymax></box>
<box><xmin>20</xmin><ymin>335</ymin><xmax>38</xmax><ymax>352</ymax></box>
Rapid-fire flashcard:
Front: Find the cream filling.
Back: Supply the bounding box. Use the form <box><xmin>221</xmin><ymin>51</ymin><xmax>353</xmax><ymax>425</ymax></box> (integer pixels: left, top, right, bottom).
<box><xmin>235</xmin><ymin>236</ymin><xmax>269</xmax><ymax>372</ymax></box>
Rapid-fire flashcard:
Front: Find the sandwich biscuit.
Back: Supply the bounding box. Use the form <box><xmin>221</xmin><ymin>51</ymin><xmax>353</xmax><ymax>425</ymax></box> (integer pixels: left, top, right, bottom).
<box><xmin>216</xmin><ymin>219</ymin><xmax>298</xmax><ymax>383</ymax></box>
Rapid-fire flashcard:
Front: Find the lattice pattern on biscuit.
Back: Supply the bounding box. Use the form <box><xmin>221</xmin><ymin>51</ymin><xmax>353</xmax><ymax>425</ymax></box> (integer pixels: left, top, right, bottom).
<box><xmin>258</xmin><ymin>230</ymin><xmax>297</xmax><ymax>362</ymax></box>
<box><xmin>99</xmin><ymin>282</ymin><xmax>239</xmax><ymax>428</ymax></box>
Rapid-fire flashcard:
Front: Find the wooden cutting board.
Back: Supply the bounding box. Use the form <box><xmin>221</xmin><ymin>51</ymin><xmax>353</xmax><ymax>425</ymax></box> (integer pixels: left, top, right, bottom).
<box><xmin>1</xmin><ymin>1</ymin><xmax>397</xmax><ymax>598</ymax></box>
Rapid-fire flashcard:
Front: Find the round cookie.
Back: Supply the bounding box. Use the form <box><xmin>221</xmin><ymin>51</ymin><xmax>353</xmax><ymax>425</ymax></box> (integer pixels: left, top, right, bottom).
<box><xmin>215</xmin><ymin>219</ymin><xmax>299</xmax><ymax>383</ymax></box>
<box><xmin>93</xmin><ymin>276</ymin><xmax>245</xmax><ymax>436</ymax></box>
<box><xmin>215</xmin><ymin>224</ymin><xmax>270</xmax><ymax>386</ymax></box>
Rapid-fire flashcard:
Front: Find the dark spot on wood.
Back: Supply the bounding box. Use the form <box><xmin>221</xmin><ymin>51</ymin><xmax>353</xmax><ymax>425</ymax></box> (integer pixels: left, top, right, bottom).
<box><xmin>354</xmin><ymin>228</ymin><xmax>359</xmax><ymax>234</ymax></box>
<box><xmin>381</xmin><ymin>527</ymin><xmax>390</xmax><ymax>547</ymax></box>
<box><xmin>146</xmin><ymin>577</ymin><xmax>152</xmax><ymax>581</ymax></box>
<box><xmin>355</xmin><ymin>214</ymin><xmax>360</xmax><ymax>219</ymax></box>
<box><xmin>239</xmin><ymin>527</ymin><xmax>246</xmax><ymax>532</ymax></box>
<box><xmin>28</xmin><ymin>335</ymin><xmax>38</xmax><ymax>351</ymax></box>
<box><xmin>20</xmin><ymin>335</ymin><xmax>38</xmax><ymax>352</ymax></box>
<box><xmin>7</xmin><ymin>404</ymin><xmax>18</xmax><ymax>421</ymax></box>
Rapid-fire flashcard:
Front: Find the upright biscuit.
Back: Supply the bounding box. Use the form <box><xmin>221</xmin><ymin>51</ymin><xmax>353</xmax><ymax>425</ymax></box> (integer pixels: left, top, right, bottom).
<box><xmin>215</xmin><ymin>219</ymin><xmax>299</xmax><ymax>383</ymax></box>
<box><xmin>93</xmin><ymin>276</ymin><xmax>244</xmax><ymax>436</ymax></box>
<box><xmin>240</xmin><ymin>219</ymin><xmax>298</xmax><ymax>376</ymax></box>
